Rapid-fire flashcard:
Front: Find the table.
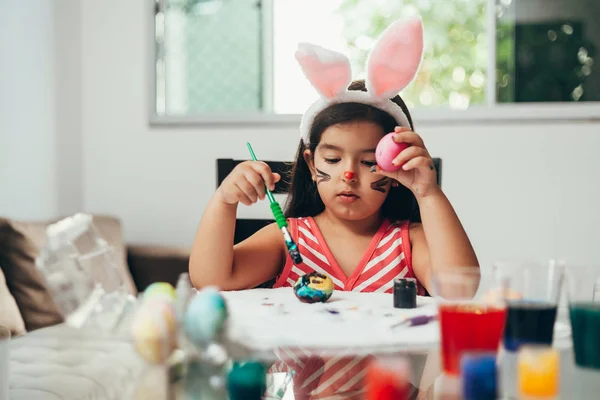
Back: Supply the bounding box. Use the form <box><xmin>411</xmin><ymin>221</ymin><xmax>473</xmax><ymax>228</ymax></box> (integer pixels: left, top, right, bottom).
<box><xmin>158</xmin><ymin>347</ymin><xmax>436</xmax><ymax>400</ymax></box>
<box><xmin>132</xmin><ymin>288</ymin><xmax>600</xmax><ymax>399</ymax></box>
<box><xmin>155</xmin><ymin>343</ymin><xmax>600</xmax><ymax>400</ymax></box>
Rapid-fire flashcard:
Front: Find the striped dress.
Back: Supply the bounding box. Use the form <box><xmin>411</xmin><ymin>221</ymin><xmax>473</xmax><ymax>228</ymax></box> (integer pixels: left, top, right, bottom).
<box><xmin>269</xmin><ymin>216</ymin><xmax>424</xmax><ymax>399</ymax></box>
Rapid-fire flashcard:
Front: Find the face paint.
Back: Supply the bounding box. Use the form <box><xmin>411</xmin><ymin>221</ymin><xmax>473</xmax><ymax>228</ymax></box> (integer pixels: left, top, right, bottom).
<box><xmin>344</xmin><ymin>171</ymin><xmax>355</xmax><ymax>180</ymax></box>
<box><xmin>370</xmin><ymin>176</ymin><xmax>390</xmax><ymax>193</ymax></box>
<box><xmin>315</xmin><ymin>168</ymin><xmax>331</xmax><ymax>184</ymax></box>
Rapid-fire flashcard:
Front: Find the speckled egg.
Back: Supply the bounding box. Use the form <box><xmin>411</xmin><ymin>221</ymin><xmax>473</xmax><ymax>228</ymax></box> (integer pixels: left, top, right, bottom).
<box><xmin>293</xmin><ymin>272</ymin><xmax>334</xmax><ymax>303</ymax></box>
<box><xmin>183</xmin><ymin>287</ymin><xmax>228</xmax><ymax>345</ymax></box>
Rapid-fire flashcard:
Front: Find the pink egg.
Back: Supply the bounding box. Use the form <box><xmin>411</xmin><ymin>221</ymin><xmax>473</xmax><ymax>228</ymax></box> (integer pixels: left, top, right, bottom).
<box><xmin>376</xmin><ymin>132</ymin><xmax>409</xmax><ymax>172</ymax></box>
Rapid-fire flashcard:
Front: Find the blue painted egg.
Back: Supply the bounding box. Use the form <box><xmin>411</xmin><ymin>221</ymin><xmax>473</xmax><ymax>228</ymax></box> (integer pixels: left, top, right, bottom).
<box><xmin>183</xmin><ymin>287</ymin><xmax>228</xmax><ymax>345</ymax></box>
<box><xmin>293</xmin><ymin>272</ymin><xmax>334</xmax><ymax>303</ymax></box>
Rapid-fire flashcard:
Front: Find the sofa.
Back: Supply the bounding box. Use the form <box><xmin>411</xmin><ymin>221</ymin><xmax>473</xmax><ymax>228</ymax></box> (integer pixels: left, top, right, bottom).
<box><xmin>0</xmin><ymin>214</ymin><xmax>190</xmax><ymax>399</ymax></box>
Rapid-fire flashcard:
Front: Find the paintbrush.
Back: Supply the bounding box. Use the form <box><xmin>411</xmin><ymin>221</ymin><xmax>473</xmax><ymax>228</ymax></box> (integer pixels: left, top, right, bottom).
<box><xmin>246</xmin><ymin>142</ymin><xmax>303</xmax><ymax>264</ymax></box>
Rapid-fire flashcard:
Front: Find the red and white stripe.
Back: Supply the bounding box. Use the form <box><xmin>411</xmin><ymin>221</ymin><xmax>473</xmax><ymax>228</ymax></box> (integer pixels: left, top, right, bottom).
<box><xmin>269</xmin><ymin>217</ymin><xmax>421</xmax><ymax>398</ymax></box>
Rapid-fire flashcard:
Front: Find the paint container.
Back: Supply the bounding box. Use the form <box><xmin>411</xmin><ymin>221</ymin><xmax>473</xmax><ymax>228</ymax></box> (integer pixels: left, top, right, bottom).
<box><xmin>461</xmin><ymin>352</ymin><xmax>498</xmax><ymax>400</ymax></box>
<box><xmin>517</xmin><ymin>345</ymin><xmax>559</xmax><ymax>400</ymax></box>
<box><xmin>394</xmin><ymin>278</ymin><xmax>417</xmax><ymax>309</ymax></box>
<box><xmin>227</xmin><ymin>361</ymin><xmax>266</xmax><ymax>400</ymax></box>
<box><xmin>365</xmin><ymin>356</ymin><xmax>412</xmax><ymax>400</ymax></box>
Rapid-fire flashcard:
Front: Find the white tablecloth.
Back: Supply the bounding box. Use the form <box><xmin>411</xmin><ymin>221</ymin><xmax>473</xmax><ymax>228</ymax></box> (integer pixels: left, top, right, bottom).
<box><xmin>221</xmin><ymin>287</ymin><xmax>439</xmax><ymax>356</ymax></box>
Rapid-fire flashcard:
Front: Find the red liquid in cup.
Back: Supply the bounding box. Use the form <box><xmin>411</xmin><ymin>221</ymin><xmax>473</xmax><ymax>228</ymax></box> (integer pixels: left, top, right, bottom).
<box><xmin>365</xmin><ymin>360</ymin><xmax>411</xmax><ymax>400</ymax></box>
<box><xmin>439</xmin><ymin>303</ymin><xmax>507</xmax><ymax>375</ymax></box>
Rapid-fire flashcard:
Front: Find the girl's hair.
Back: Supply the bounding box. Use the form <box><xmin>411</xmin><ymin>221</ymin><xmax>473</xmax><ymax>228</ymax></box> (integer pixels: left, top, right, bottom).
<box><xmin>284</xmin><ymin>80</ymin><xmax>421</xmax><ymax>222</ymax></box>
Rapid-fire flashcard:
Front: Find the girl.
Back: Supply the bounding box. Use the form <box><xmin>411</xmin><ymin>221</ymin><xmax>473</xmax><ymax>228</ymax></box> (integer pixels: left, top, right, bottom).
<box><xmin>189</xmin><ymin>17</ymin><xmax>478</xmax><ymax>399</ymax></box>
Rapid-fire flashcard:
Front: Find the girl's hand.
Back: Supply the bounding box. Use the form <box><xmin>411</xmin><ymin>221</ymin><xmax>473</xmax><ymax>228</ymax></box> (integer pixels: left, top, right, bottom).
<box><xmin>216</xmin><ymin>161</ymin><xmax>280</xmax><ymax>206</ymax></box>
<box><xmin>371</xmin><ymin>127</ymin><xmax>439</xmax><ymax>198</ymax></box>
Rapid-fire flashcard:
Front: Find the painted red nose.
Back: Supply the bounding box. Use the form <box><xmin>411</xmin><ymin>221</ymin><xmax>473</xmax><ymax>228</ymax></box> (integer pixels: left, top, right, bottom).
<box><xmin>344</xmin><ymin>171</ymin><xmax>355</xmax><ymax>180</ymax></box>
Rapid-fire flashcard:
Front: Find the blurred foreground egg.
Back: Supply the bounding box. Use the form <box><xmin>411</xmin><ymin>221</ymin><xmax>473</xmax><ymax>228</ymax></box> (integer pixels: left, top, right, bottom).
<box><xmin>183</xmin><ymin>286</ymin><xmax>228</xmax><ymax>345</ymax></box>
<box><xmin>131</xmin><ymin>297</ymin><xmax>177</xmax><ymax>364</ymax></box>
<box><xmin>143</xmin><ymin>282</ymin><xmax>176</xmax><ymax>302</ymax></box>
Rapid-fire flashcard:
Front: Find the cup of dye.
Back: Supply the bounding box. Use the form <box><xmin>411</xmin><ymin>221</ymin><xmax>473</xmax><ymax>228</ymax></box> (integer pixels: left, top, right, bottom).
<box><xmin>461</xmin><ymin>352</ymin><xmax>498</xmax><ymax>400</ymax></box>
<box><xmin>492</xmin><ymin>260</ymin><xmax>565</xmax><ymax>352</ymax></box>
<box><xmin>365</xmin><ymin>356</ymin><xmax>412</xmax><ymax>400</ymax></box>
<box><xmin>517</xmin><ymin>345</ymin><xmax>559</xmax><ymax>399</ymax></box>
<box><xmin>431</xmin><ymin>267</ymin><xmax>506</xmax><ymax>376</ymax></box>
<box><xmin>565</xmin><ymin>265</ymin><xmax>600</xmax><ymax>370</ymax></box>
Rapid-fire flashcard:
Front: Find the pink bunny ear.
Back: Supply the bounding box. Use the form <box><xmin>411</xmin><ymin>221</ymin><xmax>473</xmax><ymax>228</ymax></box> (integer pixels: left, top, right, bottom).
<box><xmin>295</xmin><ymin>43</ymin><xmax>352</xmax><ymax>99</ymax></box>
<box><xmin>366</xmin><ymin>17</ymin><xmax>424</xmax><ymax>98</ymax></box>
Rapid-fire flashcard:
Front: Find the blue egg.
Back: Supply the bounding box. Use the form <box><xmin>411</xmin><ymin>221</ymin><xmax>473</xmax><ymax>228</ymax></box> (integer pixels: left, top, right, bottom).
<box><xmin>183</xmin><ymin>287</ymin><xmax>228</xmax><ymax>345</ymax></box>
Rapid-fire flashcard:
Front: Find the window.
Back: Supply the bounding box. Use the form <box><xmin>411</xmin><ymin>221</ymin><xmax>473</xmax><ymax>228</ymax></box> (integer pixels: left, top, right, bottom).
<box><xmin>496</xmin><ymin>0</ymin><xmax>599</xmax><ymax>103</ymax></box>
<box><xmin>154</xmin><ymin>0</ymin><xmax>264</xmax><ymax>115</ymax></box>
<box><xmin>153</xmin><ymin>0</ymin><xmax>600</xmax><ymax>119</ymax></box>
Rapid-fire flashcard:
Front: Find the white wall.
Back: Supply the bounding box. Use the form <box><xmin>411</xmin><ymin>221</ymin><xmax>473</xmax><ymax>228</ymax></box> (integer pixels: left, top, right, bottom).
<box><xmin>2</xmin><ymin>0</ymin><xmax>597</xmax><ymax>267</ymax></box>
<box><xmin>2</xmin><ymin>0</ymin><xmax>597</xmax><ymax>274</ymax></box>
<box><xmin>0</xmin><ymin>0</ymin><xmax>58</xmax><ymax>220</ymax></box>
<box><xmin>54</xmin><ymin>0</ymin><xmax>83</xmax><ymax>217</ymax></box>
<box><xmin>77</xmin><ymin>0</ymin><xmax>600</xmax><ymax>270</ymax></box>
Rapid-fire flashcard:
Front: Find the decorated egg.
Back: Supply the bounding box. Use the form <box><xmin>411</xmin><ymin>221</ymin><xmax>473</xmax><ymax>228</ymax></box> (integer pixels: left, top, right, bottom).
<box><xmin>183</xmin><ymin>286</ymin><xmax>228</xmax><ymax>345</ymax></box>
<box><xmin>131</xmin><ymin>297</ymin><xmax>177</xmax><ymax>364</ymax></box>
<box><xmin>143</xmin><ymin>282</ymin><xmax>176</xmax><ymax>302</ymax></box>
<box><xmin>293</xmin><ymin>272</ymin><xmax>334</xmax><ymax>303</ymax></box>
<box><xmin>375</xmin><ymin>132</ymin><xmax>409</xmax><ymax>172</ymax></box>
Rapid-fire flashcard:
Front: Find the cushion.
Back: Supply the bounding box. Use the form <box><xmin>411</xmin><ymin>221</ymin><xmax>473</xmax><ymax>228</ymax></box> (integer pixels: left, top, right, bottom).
<box><xmin>0</xmin><ymin>219</ymin><xmax>64</xmax><ymax>331</ymax></box>
<box><xmin>0</xmin><ymin>267</ymin><xmax>26</xmax><ymax>337</ymax></box>
<box><xmin>9</xmin><ymin>323</ymin><xmax>144</xmax><ymax>400</ymax></box>
<box><xmin>0</xmin><ymin>214</ymin><xmax>137</xmax><ymax>332</ymax></box>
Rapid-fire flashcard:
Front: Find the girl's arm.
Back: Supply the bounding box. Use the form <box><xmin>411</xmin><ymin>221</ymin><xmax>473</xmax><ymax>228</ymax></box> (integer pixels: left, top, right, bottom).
<box><xmin>410</xmin><ymin>189</ymin><xmax>479</xmax><ymax>292</ymax></box>
<box><xmin>189</xmin><ymin>193</ymin><xmax>285</xmax><ymax>290</ymax></box>
<box><xmin>375</xmin><ymin>127</ymin><xmax>478</xmax><ymax>293</ymax></box>
<box><xmin>189</xmin><ymin>161</ymin><xmax>286</xmax><ymax>291</ymax></box>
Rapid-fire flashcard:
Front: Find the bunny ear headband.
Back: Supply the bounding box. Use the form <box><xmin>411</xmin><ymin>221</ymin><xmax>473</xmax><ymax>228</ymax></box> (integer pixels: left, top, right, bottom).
<box><xmin>296</xmin><ymin>17</ymin><xmax>424</xmax><ymax>144</ymax></box>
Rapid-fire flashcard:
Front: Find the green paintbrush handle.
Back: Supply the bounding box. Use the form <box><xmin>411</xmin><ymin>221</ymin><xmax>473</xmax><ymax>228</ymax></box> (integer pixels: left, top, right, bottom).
<box><xmin>246</xmin><ymin>142</ymin><xmax>286</xmax><ymax>227</ymax></box>
<box><xmin>270</xmin><ymin>202</ymin><xmax>287</xmax><ymax>229</ymax></box>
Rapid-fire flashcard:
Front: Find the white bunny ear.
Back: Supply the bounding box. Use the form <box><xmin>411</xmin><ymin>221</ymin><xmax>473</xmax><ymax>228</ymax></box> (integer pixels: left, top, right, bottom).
<box><xmin>366</xmin><ymin>17</ymin><xmax>424</xmax><ymax>99</ymax></box>
<box><xmin>295</xmin><ymin>43</ymin><xmax>352</xmax><ymax>99</ymax></box>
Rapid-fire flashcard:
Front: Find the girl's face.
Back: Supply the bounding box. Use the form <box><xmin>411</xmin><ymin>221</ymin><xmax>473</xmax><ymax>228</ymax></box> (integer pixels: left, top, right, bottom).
<box><xmin>304</xmin><ymin>120</ymin><xmax>392</xmax><ymax>221</ymax></box>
